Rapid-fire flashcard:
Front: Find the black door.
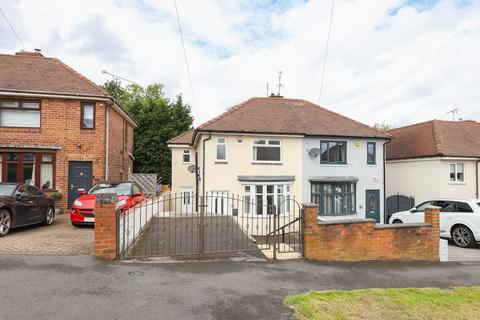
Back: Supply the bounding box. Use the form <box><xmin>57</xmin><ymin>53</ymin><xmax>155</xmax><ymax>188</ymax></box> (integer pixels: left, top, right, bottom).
<box><xmin>365</xmin><ymin>189</ymin><xmax>381</xmax><ymax>223</ymax></box>
<box><xmin>68</xmin><ymin>161</ymin><xmax>93</xmax><ymax>208</ymax></box>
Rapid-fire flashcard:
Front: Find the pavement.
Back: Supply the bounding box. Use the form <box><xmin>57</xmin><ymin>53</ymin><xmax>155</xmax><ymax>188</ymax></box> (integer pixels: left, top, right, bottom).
<box><xmin>0</xmin><ymin>213</ymin><xmax>93</xmax><ymax>255</ymax></box>
<box><xmin>2</xmin><ymin>255</ymin><xmax>480</xmax><ymax>320</ymax></box>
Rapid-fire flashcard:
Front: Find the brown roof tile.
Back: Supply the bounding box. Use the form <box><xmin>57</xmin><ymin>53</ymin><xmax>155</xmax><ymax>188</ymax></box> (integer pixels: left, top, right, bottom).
<box><xmin>0</xmin><ymin>51</ymin><xmax>108</xmax><ymax>96</ymax></box>
<box><xmin>386</xmin><ymin>120</ymin><xmax>480</xmax><ymax>160</ymax></box>
<box><xmin>168</xmin><ymin>129</ymin><xmax>194</xmax><ymax>145</ymax></box>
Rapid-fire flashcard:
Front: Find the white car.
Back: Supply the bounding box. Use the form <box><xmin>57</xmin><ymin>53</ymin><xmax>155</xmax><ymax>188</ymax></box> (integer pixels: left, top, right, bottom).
<box><xmin>389</xmin><ymin>199</ymin><xmax>480</xmax><ymax>248</ymax></box>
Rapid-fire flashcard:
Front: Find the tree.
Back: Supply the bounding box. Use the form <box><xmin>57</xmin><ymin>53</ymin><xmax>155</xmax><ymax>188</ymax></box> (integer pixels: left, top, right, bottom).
<box><xmin>103</xmin><ymin>80</ymin><xmax>193</xmax><ymax>184</ymax></box>
<box><xmin>373</xmin><ymin>122</ymin><xmax>394</xmax><ymax>132</ymax></box>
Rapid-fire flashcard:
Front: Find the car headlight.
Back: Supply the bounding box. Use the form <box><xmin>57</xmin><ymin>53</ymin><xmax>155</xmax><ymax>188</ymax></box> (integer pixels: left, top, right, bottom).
<box><xmin>73</xmin><ymin>199</ymin><xmax>83</xmax><ymax>207</ymax></box>
<box><xmin>117</xmin><ymin>199</ymin><xmax>127</xmax><ymax>208</ymax></box>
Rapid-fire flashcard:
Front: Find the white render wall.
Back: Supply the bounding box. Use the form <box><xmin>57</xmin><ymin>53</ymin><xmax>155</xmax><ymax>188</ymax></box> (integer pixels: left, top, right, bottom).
<box><xmin>303</xmin><ymin>137</ymin><xmax>386</xmax><ymax>223</ymax></box>
<box><xmin>386</xmin><ymin>157</ymin><xmax>480</xmax><ymax>204</ymax></box>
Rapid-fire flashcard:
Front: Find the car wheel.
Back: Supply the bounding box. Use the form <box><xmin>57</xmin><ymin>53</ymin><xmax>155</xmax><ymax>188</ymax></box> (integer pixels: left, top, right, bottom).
<box><xmin>392</xmin><ymin>219</ymin><xmax>403</xmax><ymax>224</ymax></box>
<box><xmin>0</xmin><ymin>210</ymin><xmax>11</xmax><ymax>237</ymax></box>
<box><xmin>452</xmin><ymin>225</ymin><xmax>475</xmax><ymax>248</ymax></box>
<box><xmin>44</xmin><ymin>207</ymin><xmax>55</xmax><ymax>225</ymax></box>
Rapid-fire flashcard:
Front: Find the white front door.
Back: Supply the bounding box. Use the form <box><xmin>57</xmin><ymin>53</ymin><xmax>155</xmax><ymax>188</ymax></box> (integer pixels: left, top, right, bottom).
<box><xmin>209</xmin><ymin>191</ymin><xmax>229</xmax><ymax>215</ymax></box>
<box><xmin>180</xmin><ymin>188</ymin><xmax>193</xmax><ymax>213</ymax></box>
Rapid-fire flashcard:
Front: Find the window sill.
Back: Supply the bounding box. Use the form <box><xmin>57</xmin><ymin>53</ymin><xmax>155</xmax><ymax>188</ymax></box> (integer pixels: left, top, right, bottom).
<box><xmin>181</xmin><ymin>162</ymin><xmax>191</xmax><ymax>165</ymax></box>
<box><xmin>251</xmin><ymin>161</ymin><xmax>282</xmax><ymax>165</ymax></box>
<box><xmin>367</xmin><ymin>163</ymin><xmax>377</xmax><ymax>166</ymax></box>
<box><xmin>319</xmin><ymin>163</ymin><xmax>348</xmax><ymax>167</ymax></box>
<box><xmin>215</xmin><ymin>161</ymin><xmax>228</xmax><ymax>164</ymax></box>
<box><xmin>449</xmin><ymin>182</ymin><xmax>466</xmax><ymax>185</ymax></box>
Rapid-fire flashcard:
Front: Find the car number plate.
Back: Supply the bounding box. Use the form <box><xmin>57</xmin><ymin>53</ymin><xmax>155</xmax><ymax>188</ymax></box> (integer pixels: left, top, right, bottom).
<box><xmin>84</xmin><ymin>217</ymin><xmax>95</xmax><ymax>223</ymax></box>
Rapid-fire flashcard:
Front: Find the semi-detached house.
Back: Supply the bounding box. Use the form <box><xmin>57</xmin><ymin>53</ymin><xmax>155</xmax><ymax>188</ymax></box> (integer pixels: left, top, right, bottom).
<box><xmin>168</xmin><ymin>96</ymin><xmax>390</xmax><ymax>223</ymax></box>
<box><xmin>0</xmin><ymin>51</ymin><xmax>137</xmax><ymax>210</ymax></box>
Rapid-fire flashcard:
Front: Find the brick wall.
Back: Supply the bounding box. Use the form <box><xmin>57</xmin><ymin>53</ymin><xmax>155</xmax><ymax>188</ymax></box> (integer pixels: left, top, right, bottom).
<box><xmin>303</xmin><ymin>204</ymin><xmax>440</xmax><ymax>262</ymax></box>
<box><xmin>107</xmin><ymin>107</ymin><xmax>134</xmax><ymax>183</ymax></box>
<box><xmin>0</xmin><ymin>97</ymin><xmax>134</xmax><ymax>209</ymax></box>
<box><xmin>94</xmin><ymin>193</ymin><xmax>118</xmax><ymax>259</ymax></box>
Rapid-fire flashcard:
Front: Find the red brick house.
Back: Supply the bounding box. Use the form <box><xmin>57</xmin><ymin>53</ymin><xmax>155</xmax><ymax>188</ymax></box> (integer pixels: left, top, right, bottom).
<box><xmin>0</xmin><ymin>51</ymin><xmax>137</xmax><ymax>209</ymax></box>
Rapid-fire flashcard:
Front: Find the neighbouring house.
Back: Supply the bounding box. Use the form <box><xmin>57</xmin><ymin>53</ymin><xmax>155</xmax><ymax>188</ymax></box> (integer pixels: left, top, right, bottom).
<box><xmin>167</xmin><ymin>96</ymin><xmax>390</xmax><ymax>223</ymax></box>
<box><xmin>386</xmin><ymin>120</ymin><xmax>480</xmax><ymax>203</ymax></box>
<box><xmin>0</xmin><ymin>51</ymin><xmax>137</xmax><ymax>209</ymax></box>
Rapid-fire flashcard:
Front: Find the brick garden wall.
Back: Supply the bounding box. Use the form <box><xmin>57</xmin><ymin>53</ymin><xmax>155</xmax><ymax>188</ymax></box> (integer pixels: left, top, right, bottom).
<box><xmin>303</xmin><ymin>204</ymin><xmax>440</xmax><ymax>262</ymax></box>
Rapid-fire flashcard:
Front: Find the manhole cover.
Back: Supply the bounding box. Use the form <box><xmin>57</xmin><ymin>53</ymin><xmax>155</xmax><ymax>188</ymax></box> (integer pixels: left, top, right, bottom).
<box><xmin>127</xmin><ymin>271</ymin><xmax>145</xmax><ymax>277</ymax></box>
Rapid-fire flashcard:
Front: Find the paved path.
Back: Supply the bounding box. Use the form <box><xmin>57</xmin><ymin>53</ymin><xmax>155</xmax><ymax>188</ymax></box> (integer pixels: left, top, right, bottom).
<box><xmin>0</xmin><ymin>214</ymin><xmax>93</xmax><ymax>255</ymax></box>
<box><xmin>448</xmin><ymin>243</ymin><xmax>480</xmax><ymax>262</ymax></box>
<box><xmin>2</xmin><ymin>255</ymin><xmax>480</xmax><ymax>320</ymax></box>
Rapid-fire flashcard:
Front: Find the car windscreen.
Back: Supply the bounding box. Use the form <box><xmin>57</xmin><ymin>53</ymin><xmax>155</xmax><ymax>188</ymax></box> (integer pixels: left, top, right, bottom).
<box><xmin>91</xmin><ymin>183</ymin><xmax>132</xmax><ymax>196</ymax></box>
<box><xmin>0</xmin><ymin>184</ymin><xmax>17</xmax><ymax>196</ymax></box>
<box><xmin>88</xmin><ymin>183</ymin><xmax>113</xmax><ymax>194</ymax></box>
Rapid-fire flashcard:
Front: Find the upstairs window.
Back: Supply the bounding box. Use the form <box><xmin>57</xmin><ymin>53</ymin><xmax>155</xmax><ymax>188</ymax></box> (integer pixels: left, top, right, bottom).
<box><xmin>81</xmin><ymin>103</ymin><xmax>95</xmax><ymax>129</ymax></box>
<box><xmin>367</xmin><ymin>142</ymin><xmax>376</xmax><ymax>164</ymax></box>
<box><xmin>0</xmin><ymin>100</ymin><xmax>40</xmax><ymax>128</ymax></box>
<box><xmin>253</xmin><ymin>139</ymin><xmax>281</xmax><ymax>162</ymax></box>
<box><xmin>320</xmin><ymin>141</ymin><xmax>346</xmax><ymax>164</ymax></box>
<box><xmin>216</xmin><ymin>138</ymin><xmax>227</xmax><ymax>161</ymax></box>
<box><xmin>450</xmin><ymin>163</ymin><xmax>464</xmax><ymax>182</ymax></box>
<box><xmin>182</xmin><ymin>150</ymin><xmax>191</xmax><ymax>163</ymax></box>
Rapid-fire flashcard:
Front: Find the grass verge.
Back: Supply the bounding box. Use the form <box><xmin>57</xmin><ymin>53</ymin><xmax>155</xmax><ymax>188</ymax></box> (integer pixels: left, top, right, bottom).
<box><xmin>284</xmin><ymin>287</ymin><xmax>480</xmax><ymax>320</ymax></box>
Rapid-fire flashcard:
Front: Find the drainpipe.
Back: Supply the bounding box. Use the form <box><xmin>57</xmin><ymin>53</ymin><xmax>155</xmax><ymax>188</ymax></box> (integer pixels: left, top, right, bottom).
<box><xmin>383</xmin><ymin>140</ymin><xmax>389</xmax><ymax>224</ymax></box>
<box><xmin>476</xmin><ymin>159</ymin><xmax>480</xmax><ymax>199</ymax></box>
<box><xmin>202</xmin><ymin>133</ymin><xmax>212</xmax><ymax>198</ymax></box>
<box><xmin>105</xmin><ymin>105</ymin><xmax>110</xmax><ymax>181</ymax></box>
<box><xmin>195</xmin><ymin>151</ymin><xmax>199</xmax><ymax>212</ymax></box>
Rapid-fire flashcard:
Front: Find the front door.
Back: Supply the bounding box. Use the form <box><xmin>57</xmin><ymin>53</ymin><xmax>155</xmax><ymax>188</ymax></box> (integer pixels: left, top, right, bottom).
<box><xmin>68</xmin><ymin>161</ymin><xmax>93</xmax><ymax>208</ymax></box>
<box><xmin>365</xmin><ymin>189</ymin><xmax>380</xmax><ymax>223</ymax></box>
<box><xmin>180</xmin><ymin>188</ymin><xmax>193</xmax><ymax>213</ymax></box>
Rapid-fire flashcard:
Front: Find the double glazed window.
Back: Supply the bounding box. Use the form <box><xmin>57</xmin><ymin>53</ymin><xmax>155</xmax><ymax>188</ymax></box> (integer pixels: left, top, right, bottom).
<box><xmin>311</xmin><ymin>182</ymin><xmax>356</xmax><ymax>215</ymax></box>
<box><xmin>367</xmin><ymin>142</ymin><xmax>376</xmax><ymax>164</ymax></box>
<box><xmin>242</xmin><ymin>184</ymin><xmax>291</xmax><ymax>215</ymax></box>
<box><xmin>253</xmin><ymin>140</ymin><xmax>281</xmax><ymax>162</ymax></box>
<box><xmin>449</xmin><ymin>163</ymin><xmax>464</xmax><ymax>182</ymax></box>
<box><xmin>320</xmin><ymin>141</ymin><xmax>346</xmax><ymax>164</ymax></box>
<box><xmin>182</xmin><ymin>150</ymin><xmax>191</xmax><ymax>163</ymax></box>
<box><xmin>0</xmin><ymin>100</ymin><xmax>40</xmax><ymax>128</ymax></box>
<box><xmin>81</xmin><ymin>103</ymin><xmax>95</xmax><ymax>129</ymax></box>
<box><xmin>216</xmin><ymin>138</ymin><xmax>227</xmax><ymax>161</ymax></box>
<box><xmin>0</xmin><ymin>153</ymin><xmax>55</xmax><ymax>190</ymax></box>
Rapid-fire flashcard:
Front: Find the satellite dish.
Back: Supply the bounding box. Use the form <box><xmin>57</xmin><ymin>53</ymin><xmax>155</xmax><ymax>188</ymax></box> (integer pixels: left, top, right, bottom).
<box><xmin>308</xmin><ymin>148</ymin><xmax>321</xmax><ymax>158</ymax></box>
<box><xmin>187</xmin><ymin>165</ymin><xmax>198</xmax><ymax>173</ymax></box>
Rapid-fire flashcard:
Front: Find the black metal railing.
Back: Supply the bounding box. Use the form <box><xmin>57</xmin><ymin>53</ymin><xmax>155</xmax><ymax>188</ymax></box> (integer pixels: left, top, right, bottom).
<box><xmin>118</xmin><ymin>192</ymin><xmax>302</xmax><ymax>259</ymax></box>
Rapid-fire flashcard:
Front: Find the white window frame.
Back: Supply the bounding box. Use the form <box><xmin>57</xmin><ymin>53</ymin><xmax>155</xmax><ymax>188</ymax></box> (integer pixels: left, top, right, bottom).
<box><xmin>182</xmin><ymin>149</ymin><xmax>191</xmax><ymax>164</ymax></box>
<box><xmin>252</xmin><ymin>139</ymin><xmax>282</xmax><ymax>163</ymax></box>
<box><xmin>449</xmin><ymin>162</ymin><xmax>465</xmax><ymax>183</ymax></box>
<box><xmin>242</xmin><ymin>183</ymin><xmax>291</xmax><ymax>215</ymax></box>
<box><xmin>216</xmin><ymin>137</ymin><xmax>227</xmax><ymax>162</ymax></box>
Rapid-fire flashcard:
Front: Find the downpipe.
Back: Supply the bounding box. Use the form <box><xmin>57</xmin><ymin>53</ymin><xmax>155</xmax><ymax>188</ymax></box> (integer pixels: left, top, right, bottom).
<box><xmin>476</xmin><ymin>159</ymin><xmax>480</xmax><ymax>199</ymax></box>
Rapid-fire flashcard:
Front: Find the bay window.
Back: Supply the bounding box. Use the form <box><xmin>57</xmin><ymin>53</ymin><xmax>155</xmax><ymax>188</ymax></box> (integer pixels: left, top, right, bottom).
<box><xmin>0</xmin><ymin>100</ymin><xmax>40</xmax><ymax>128</ymax></box>
<box><xmin>243</xmin><ymin>184</ymin><xmax>291</xmax><ymax>215</ymax></box>
<box><xmin>0</xmin><ymin>152</ymin><xmax>55</xmax><ymax>190</ymax></box>
<box><xmin>253</xmin><ymin>139</ymin><xmax>281</xmax><ymax>162</ymax></box>
<box><xmin>311</xmin><ymin>182</ymin><xmax>356</xmax><ymax>215</ymax></box>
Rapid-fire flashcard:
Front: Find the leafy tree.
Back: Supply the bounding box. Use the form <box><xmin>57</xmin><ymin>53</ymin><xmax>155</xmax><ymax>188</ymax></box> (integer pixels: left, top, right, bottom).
<box><xmin>103</xmin><ymin>80</ymin><xmax>193</xmax><ymax>184</ymax></box>
<box><xmin>373</xmin><ymin>122</ymin><xmax>394</xmax><ymax>132</ymax></box>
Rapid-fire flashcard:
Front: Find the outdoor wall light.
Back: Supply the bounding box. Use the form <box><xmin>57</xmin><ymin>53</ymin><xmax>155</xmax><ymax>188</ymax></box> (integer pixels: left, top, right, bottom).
<box><xmin>237</xmin><ymin>137</ymin><xmax>243</xmax><ymax>142</ymax></box>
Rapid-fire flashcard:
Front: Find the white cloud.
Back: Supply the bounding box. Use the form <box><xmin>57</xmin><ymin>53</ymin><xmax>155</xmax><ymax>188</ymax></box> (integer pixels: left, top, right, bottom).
<box><xmin>0</xmin><ymin>0</ymin><xmax>478</xmax><ymax>127</ymax></box>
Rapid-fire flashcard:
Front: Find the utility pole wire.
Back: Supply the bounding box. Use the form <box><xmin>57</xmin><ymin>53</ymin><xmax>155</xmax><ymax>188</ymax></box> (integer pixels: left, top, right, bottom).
<box><xmin>318</xmin><ymin>0</ymin><xmax>335</xmax><ymax>104</ymax></box>
<box><xmin>173</xmin><ymin>0</ymin><xmax>198</xmax><ymax>115</ymax></box>
<box><xmin>0</xmin><ymin>6</ymin><xmax>27</xmax><ymax>50</ymax></box>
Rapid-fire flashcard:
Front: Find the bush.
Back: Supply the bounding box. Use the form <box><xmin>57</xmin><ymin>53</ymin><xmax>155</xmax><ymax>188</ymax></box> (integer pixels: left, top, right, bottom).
<box><xmin>50</xmin><ymin>191</ymin><xmax>63</xmax><ymax>201</ymax></box>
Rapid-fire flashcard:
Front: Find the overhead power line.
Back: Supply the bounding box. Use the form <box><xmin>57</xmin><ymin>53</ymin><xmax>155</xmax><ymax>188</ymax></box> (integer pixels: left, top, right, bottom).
<box><xmin>0</xmin><ymin>6</ymin><xmax>27</xmax><ymax>50</ymax></box>
<box><xmin>318</xmin><ymin>0</ymin><xmax>335</xmax><ymax>104</ymax></box>
<box><xmin>173</xmin><ymin>0</ymin><xmax>197</xmax><ymax>115</ymax></box>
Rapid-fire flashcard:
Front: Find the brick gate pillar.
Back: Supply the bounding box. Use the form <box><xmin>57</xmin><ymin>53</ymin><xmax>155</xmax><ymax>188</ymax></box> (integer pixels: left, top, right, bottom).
<box><xmin>302</xmin><ymin>203</ymin><xmax>319</xmax><ymax>259</ymax></box>
<box><xmin>424</xmin><ymin>205</ymin><xmax>440</xmax><ymax>261</ymax></box>
<box><xmin>94</xmin><ymin>193</ymin><xmax>118</xmax><ymax>260</ymax></box>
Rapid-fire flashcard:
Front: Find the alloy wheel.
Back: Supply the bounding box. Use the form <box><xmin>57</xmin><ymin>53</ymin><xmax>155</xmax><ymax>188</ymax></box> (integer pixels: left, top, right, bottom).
<box><xmin>45</xmin><ymin>207</ymin><xmax>54</xmax><ymax>225</ymax></box>
<box><xmin>452</xmin><ymin>227</ymin><xmax>471</xmax><ymax>248</ymax></box>
<box><xmin>0</xmin><ymin>211</ymin><xmax>11</xmax><ymax>236</ymax></box>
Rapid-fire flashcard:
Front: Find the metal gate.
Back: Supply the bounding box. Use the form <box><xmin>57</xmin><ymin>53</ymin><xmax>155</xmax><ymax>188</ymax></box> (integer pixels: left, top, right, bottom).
<box><xmin>386</xmin><ymin>193</ymin><xmax>415</xmax><ymax>221</ymax></box>
<box><xmin>118</xmin><ymin>192</ymin><xmax>303</xmax><ymax>259</ymax></box>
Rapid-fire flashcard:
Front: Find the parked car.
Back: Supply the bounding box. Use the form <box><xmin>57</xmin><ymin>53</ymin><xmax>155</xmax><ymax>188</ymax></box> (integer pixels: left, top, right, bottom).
<box><xmin>0</xmin><ymin>183</ymin><xmax>55</xmax><ymax>237</ymax></box>
<box><xmin>389</xmin><ymin>199</ymin><xmax>480</xmax><ymax>248</ymax></box>
<box><xmin>70</xmin><ymin>181</ymin><xmax>146</xmax><ymax>226</ymax></box>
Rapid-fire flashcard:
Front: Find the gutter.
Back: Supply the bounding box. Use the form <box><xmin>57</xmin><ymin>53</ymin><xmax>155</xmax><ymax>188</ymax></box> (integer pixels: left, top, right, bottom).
<box><xmin>0</xmin><ymin>89</ymin><xmax>137</xmax><ymax>127</ymax></box>
<box><xmin>476</xmin><ymin>159</ymin><xmax>480</xmax><ymax>199</ymax></box>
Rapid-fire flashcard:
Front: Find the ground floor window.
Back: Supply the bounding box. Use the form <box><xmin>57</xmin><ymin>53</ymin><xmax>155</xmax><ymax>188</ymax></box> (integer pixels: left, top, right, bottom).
<box><xmin>311</xmin><ymin>182</ymin><xmax>356</xmax><ymax>215</ymax></box>
<box><xmin>0</xmin><ymin>152</ymin><xmax>55</xmax><ymax>190</ymax></box>
<box><xmin>242</xmin><ymin>183</ymin><xmax>291</xmax><ymax>215</ymax></box>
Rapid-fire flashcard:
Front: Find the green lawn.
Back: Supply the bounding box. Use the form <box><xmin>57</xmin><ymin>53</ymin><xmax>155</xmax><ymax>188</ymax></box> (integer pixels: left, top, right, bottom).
<box><xmin>284</xmin><ymin>287</ymin><xmax>480</xmax><ymax>320</ymax></box>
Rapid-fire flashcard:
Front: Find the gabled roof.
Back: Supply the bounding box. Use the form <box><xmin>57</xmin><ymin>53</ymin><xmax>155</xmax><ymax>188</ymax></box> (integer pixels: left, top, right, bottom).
<box><xmin>167</xmin><ymin>129</ymin><xmax>194</xmax><ymax>145</ymax></box>
<box><xmin>0</xmin><ymin>51</ymin><xmax>137</xmax><ymax>126</ymax></box>
<box><xmin>386</xmin><ymin>120</ymin><xmax>480</xmax><ymax>160</ymax></box>
<box><xmin>168</xmin><ymin>97</ymin><xmax>390</xmax><ymax>145</ymax></box>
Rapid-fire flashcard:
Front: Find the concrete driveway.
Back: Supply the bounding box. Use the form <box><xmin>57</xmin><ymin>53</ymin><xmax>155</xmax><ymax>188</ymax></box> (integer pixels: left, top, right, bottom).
<box><xmin>448</xmin><ymin>243</ymin><xmax>480</xmax><ymax>262</ymax></box>
<box><xmin>0</xmin><ymin>213</ymin><xmax>93</xmax><ymax>255</ymax></box>
<box><xmin>1</xmin><ymin>255</ymin><xmax>480</xmax><ymax>320</ymax></box>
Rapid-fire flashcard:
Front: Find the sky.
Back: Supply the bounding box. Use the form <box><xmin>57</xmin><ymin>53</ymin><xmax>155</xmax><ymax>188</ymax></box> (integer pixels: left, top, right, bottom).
<box><xmin>0</xmin><ymin>0</ymin><xmax>479</xmax><ymax>127</ymax></box>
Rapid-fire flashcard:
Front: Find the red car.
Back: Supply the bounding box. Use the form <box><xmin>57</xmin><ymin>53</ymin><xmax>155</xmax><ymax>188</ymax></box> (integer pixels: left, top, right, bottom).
<box><xmin>70</xmin><ymin>181</ymin><xmax>146</xmax><ymax>226</ymax></box>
